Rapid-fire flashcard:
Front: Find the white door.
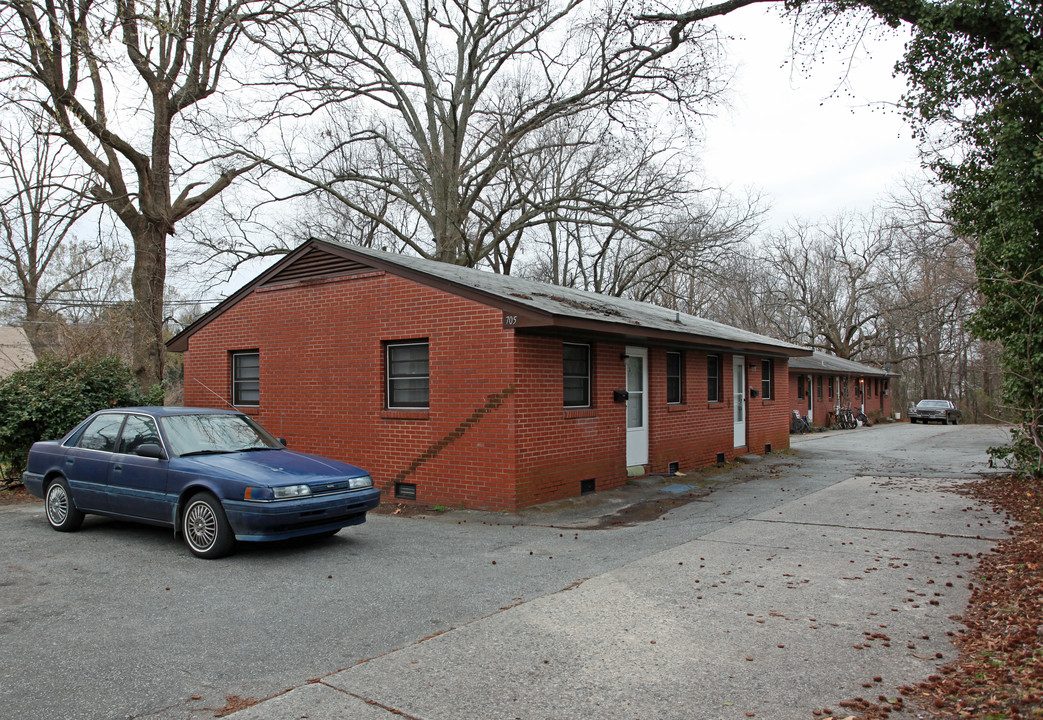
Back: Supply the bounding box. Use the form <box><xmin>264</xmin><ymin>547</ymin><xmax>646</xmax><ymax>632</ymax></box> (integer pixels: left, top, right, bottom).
<box><xmin>807</xmin><ymin>375</ymin><xmax>814</xmax><ymax>424</ymax></box>
<box><xmin>733</xmin><ymin>355</ymin><xmax>746</xmax><ymax>447</ymax></box>
<box><xmin>625</xmin><ymin>347</ymin><xmax>649</xmax><ymax>467</ymax></box>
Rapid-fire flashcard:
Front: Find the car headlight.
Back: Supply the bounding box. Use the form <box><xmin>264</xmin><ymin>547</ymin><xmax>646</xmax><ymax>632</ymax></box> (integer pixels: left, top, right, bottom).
<box><xmin>348</xmin><ymin>475</ymin><xmax>374</xmax><ymax>490</ymax></box>
<box><xmin>273</xmin><ymin>484</ymin><xmax>313</xmax><ymax>499</ymax></box>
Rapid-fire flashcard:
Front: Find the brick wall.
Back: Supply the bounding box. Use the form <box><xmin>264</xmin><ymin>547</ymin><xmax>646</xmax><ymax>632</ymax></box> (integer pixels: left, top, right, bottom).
<box><xmin>789</xmin><ymin>372</ymin><xmax>894</xmax><ymax>427</ymax></box>
<box><xmin>647</xmin><ymin>349</ymin><xmax>743</xmax><ymax>471</ymax></box>
<box><xmin>182</xmin><ymin>270</ymin><xmax>793</xmax><ymax>511</ymax></box>
<box><xmin>184</xmin><ymin>271</ymin><xmax>520</xmax><ymax>511</ymax></box>
<box><xmin>743</xmin><ymin>355</ymin><xmax>792</xmax><ymax>456</ymax></box>
<box><xmin>511</xmin><ymin>337</ymin><xmax>628</xmax><ymax>505</ymax></box>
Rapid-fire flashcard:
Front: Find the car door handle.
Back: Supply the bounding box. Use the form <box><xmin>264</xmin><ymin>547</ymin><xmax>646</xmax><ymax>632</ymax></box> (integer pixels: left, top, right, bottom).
<box><xmin>113</xmin><ymin>464</ymin><xmax>123</xmax><ymax>472</ymax></box>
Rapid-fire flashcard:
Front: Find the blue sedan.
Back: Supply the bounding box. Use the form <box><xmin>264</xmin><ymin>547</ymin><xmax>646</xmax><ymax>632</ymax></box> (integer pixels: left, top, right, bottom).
<box><xmin>22</xmin><ymin>407</ymin><xmax>381</xmax><ymax>558</ymax></box>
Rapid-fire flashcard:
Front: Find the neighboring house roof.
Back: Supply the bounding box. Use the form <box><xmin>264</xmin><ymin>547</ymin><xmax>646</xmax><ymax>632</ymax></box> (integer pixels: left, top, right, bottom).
<box><xmin>789</xmin><ymin>351</ymin><xmax>898</xmax><ymax>377</ymax></box>
<box><xmin>0</xmin><ymin>326</ymin><xmax>37</xmax><ymax>378</ymax></box>
<box><xmin>168</xmin><ymin>238</ymin><xmax>812</xmax><ymax>358</ymax></box>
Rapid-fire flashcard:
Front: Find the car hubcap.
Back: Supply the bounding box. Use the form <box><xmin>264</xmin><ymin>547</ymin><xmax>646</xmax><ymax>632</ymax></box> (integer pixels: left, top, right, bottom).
<box><xmin>185</xmin><ymin>502</ymin><xmax>217</xmax><ymax>550</ymax></box>
<box><xmin>47</xmin><ymin>485</ymin><xmax>68</xmax><ymax>524</ymax></box>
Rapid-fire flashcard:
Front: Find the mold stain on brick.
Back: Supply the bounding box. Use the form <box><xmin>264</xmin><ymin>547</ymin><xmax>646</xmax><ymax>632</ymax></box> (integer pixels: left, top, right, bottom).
<box><xmin>392</xmin><ymin>384</ymin><xmax>516</xmax><ymax>486</ymax></box>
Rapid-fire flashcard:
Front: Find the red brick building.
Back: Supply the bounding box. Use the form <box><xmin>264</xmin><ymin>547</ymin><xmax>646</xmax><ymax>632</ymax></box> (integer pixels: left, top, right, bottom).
<box><xmin>789</xmin><ymin>352</ymin><xmax>897</xmax><ymax>426</ymax></box>
<box><xmin>168</xmin><ymin>239</ymin><xmax>809</xmax><ymax>512</ymax></box>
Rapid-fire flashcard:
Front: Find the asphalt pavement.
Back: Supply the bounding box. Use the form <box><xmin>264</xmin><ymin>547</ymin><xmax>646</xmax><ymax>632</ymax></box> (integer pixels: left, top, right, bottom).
<box><xmin>0</xmin><ymin>422</ymin><xmax>1011</xmax><ymax>719</ymax></box>
<box><xmin>225</xmin><ymin>423</ymin><xmax>1010</xmax><ymax>720</ymax></box>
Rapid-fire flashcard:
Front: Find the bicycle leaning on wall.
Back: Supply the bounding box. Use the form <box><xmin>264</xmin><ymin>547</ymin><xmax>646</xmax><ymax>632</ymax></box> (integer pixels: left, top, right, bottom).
<box><xmin>829</xmin><ymin>406</ymin><xmax>857</xmax><ymax>430</ymax></box>
<box><xmin>790</xmin><ymin>410</ymin><xmax>811</xmax><ymax>434</ymax></box>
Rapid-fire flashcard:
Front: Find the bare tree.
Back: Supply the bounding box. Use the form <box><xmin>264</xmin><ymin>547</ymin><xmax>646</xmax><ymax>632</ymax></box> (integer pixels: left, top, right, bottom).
<box><xmin>0</xmin><ymin>118</ymin><xmax>124</xmax><ymax>355</ymax></box>
<box><xmin>664</xmin><ymin>247</ymin><xmax>804</xmax><ymax>336</ymax></box>
<box><xmin>0</xmin><ymin>0</ymin><xmax>274</xmax><ymax>386</ymax></box>
<box><xmin>758</xmin><ymin>213</ymin><xmax>897</xmax><ymax>358</ymax></box>
<box><xmin>243</xmin><ymin>0</ymin><xmax>729</xmax><ymax>268</ymax></box>
<box><xmin>878</xmin><ymin>181</ymin><xmax>985</xmax><ymax>414</ymax></box>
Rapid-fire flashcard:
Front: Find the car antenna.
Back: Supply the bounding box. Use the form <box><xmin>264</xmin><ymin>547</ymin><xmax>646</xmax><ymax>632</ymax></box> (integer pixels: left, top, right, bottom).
<box><xmin>190</xmin><ymin>378</ymin><xmax>239</xmax><ymax>411</ymax></box>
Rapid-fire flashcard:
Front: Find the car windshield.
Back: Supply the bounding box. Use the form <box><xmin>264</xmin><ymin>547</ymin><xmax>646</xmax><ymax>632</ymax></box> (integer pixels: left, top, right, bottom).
<box><xmin>161</xmin><ymin>414</ymin><xmax>282</xmax><ymax>456</ymax></box>
<box><xmin>918</xmin><ymin>400</ymin><xmax>950</xmax><ymax>408</ymax></box>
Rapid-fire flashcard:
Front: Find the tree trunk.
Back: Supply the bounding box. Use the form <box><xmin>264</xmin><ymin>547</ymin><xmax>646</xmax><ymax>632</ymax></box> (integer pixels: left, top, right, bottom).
<box><xmin>130</xmin><ymin>223</ymin><xmax>167</xmax><ymax>390</ymax></box>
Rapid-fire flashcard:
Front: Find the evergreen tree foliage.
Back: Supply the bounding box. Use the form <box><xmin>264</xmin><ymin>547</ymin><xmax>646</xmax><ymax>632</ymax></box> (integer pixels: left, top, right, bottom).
<box><xmin>880</xmin><ymin>0</ymin><xmax>1043</xmax><ymax>474</ymax></box>
<box><xmin>0</xmin><ymin>356</ymin><xmax>162</xmax><ymax>478</ymax></box>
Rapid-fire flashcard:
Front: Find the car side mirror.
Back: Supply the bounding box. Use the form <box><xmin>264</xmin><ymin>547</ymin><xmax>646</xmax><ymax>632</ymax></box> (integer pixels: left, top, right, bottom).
<box><xmin>278</xmin><ymin>438</ymin><xmax>288</xmax><ymax>447</ymax></box>
<box><xmin>135</xmin><ymin>443</ymin><xmax>166</xmax><ymax>460</ymax></box>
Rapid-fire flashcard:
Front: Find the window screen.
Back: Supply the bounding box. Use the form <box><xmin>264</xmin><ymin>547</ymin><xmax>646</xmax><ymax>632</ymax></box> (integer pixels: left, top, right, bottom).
<box><xmin>232</xmin><ymin>352</ymin><xmax>260</xmax><ymax>406</ymax></box>
<box><xmin>387</xmin><ymin>342</ymin><xmax>430</xmax><ymax>409</ymax></box>
<box><xmin>563</xmin><ymin>343</ymin><xmax>591</xmax><ymax>408</ymax></box>
<box><xmin>666</xmin><ymin>352</ymin><xmax>683</xmax><ymax>404</ymax></box>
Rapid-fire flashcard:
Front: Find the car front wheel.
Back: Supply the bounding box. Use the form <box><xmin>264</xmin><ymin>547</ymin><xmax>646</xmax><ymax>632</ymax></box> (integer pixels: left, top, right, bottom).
<box><xmin>182</xmin><ymin>492</ymin><xmax>236</xmax><ymax>559</ymax></box>
<box><xmin>45</xmin><ymin>478</ymin><xmax>84</xmax><ymax>532</ymax></box>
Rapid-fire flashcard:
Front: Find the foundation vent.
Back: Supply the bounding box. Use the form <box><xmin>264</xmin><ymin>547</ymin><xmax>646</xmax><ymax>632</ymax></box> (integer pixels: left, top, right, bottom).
<box><xmin>716</xmin><ymin>452</ymin><xmax>726</xmax><ymax>466</ymax></box>
<box><xmin>765</xmin><ymin>443</ymin><xmax>772</xmax><ymax>454</ymax></box>
<box><xmin>580</xmin><ymin>478</ymin><xmax>596</xmax><ymax>495</ymax></box>
<box><xmin>394</xmin><ymin>482</ymin><xmax>417</xmax><ymax>501</ymax></box>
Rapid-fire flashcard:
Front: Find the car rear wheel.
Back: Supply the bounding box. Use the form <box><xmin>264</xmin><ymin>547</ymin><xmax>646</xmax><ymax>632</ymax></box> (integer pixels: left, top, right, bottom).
<box><xmin>182</xmin><ymin>492</ymin><xmax>235</xmax><ymax>559</ymax></box>
<box><xmin>45</xmin><ymin>478</ymin><xmax>84</xmax><ymax>532</ymax></box>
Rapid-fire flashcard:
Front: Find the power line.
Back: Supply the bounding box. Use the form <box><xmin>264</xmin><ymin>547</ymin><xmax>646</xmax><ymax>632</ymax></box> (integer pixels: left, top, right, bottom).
<box><xmin>0</xmin><ymin>297</ymin><xmax>223</xmax><ymax>308</ymax></box>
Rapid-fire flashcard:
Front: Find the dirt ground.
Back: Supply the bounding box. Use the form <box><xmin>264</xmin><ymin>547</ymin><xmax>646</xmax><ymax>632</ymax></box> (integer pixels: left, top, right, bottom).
<box><xmin>0</xmin><ymin>481</ymin><xmax>37</xmax><ymax>506</ymax></box>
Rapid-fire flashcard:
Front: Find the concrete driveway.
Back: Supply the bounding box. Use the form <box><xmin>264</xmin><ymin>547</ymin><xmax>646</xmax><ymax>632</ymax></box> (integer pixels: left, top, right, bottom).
<box><xmin>0</xmin><ymin>423</ymin><xmax>1010</xmax><ymax>719</ymax></box>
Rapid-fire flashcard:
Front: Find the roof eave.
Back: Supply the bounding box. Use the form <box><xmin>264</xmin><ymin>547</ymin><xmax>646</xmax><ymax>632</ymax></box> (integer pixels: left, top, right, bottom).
<box><xmin>167</xmin><ymin>238</ymin><xmax>811</xmax><ymax>358</ymax></box>
<box><xmin>515</xmin><ymin>315</ymin><xmax>809</xmax><ymax>357</ymax></box>
<box><xmin>313</xmin><ymin>241</ymin><xmax>807</xmax><ymax>356</ymax></box>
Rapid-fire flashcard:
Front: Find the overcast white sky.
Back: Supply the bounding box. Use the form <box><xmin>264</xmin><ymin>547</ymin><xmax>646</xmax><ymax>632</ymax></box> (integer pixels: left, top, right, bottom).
<box><xmin>698</xmin><ymin>6</ymin><xmax>921</xmax><ymax>230</ymax></box>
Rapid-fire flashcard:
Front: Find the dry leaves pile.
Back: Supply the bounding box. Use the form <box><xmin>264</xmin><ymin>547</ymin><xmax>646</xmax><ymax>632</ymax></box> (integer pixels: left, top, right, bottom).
<box><xmin>837</xmin><ymin>474</ymin><xmax>1043</xmax><ymax>719</ymax></box>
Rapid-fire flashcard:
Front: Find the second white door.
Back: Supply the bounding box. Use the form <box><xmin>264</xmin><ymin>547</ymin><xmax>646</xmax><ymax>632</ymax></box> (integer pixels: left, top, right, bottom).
<box><xmin>733</xmin><ymin>355</ymin><xmax>746</xmax><ymax>447</ymax></box>
<box><xmin>626</xmin><ymin>347</ymin><xmax>648</xmax><ymax>467</ymax></box>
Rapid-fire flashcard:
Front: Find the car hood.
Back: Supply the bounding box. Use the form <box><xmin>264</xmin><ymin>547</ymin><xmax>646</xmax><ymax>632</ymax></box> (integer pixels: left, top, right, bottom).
<box><xmin>174</xmin><ymin>449</ymin><xmax>368</xmax><ymax>487</ymax></box>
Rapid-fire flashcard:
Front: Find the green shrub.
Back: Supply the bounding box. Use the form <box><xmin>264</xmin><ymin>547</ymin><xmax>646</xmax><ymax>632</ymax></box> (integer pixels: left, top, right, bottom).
<box><xmin>988</xmin><ymin>423</ymin><xmax>1043</xmax><ymax>479</ymax></box>
<box><xmin>0</xmin><ymin>356</ymin><xmax>163</xmax><ymax>479</ymax></box>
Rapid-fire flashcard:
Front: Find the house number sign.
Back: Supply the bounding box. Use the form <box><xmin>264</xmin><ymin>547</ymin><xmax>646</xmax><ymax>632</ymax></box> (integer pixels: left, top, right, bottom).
<box><xmin>503</xmin><ymin>314</ymin><xmax>519</xmax><ymax>327</ymax></box>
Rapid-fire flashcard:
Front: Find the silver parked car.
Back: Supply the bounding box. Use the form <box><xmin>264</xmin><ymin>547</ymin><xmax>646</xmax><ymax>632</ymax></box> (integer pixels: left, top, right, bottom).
<box><xmin>908</xmin><ymin>399</ymin><xmax>961</xmax><ymax>425</ymax></box>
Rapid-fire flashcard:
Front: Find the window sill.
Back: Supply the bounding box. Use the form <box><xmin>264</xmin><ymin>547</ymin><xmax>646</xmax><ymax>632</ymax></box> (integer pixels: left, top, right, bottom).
<box><xmin>667</xmin><ymin>404</ymin><xmax>687</xmax><ymax>413</ymax></box>
<box><xmin>381</xmin><ymin>409</ymin><xmax>430</xmax><ymax>420</ymax></box>
<box><xmin>235</xmin><ymin>406</ymin><xmax>260</xmax><ymax>416</ymax></box>
<box><xmin>564</xmin><ymin>408</ymin><xmax>597</xmax><ymax>419</ymax></box>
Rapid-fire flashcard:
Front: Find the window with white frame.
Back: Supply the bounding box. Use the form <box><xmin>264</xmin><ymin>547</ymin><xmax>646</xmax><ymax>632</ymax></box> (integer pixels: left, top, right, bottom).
<box><xmin>232</xmin><ymin>352</ymin><xmax>260</xmax><ymax>406</ymax></box>
<box><xmin>761</xmin><ymin>359</ymin><xmax>774</xmax><ymax>400</ymax></box>
<box><xmin>387</xmin><ymin>341</ymin><xmax>430</xmax><ymax>409</ymax></box>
